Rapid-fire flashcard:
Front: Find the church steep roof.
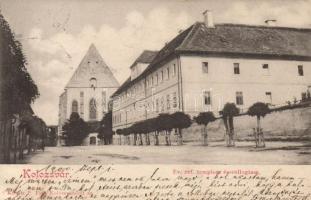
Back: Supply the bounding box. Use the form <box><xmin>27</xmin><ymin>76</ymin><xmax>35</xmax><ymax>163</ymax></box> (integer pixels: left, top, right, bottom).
<box><xmin>65</xmin><ymin>44</ymin><xmax>119</xmax><ymax>88</ymax></box>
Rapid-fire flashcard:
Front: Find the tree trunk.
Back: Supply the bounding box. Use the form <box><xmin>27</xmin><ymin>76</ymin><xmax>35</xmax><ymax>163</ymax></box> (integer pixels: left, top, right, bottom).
<box><xmin>13</xmin><ymin>127</ymin><xmax>17</xmax><ymax>164</ymax></box>
<box><xmin>7</xmin><ymin>121</ymin><xmax>12</xmax><ymax>163</ymax></box>
<box><xmin>154</xmin><ymin>132</ymin><xmax>159</xmax><ymax>146</ymax></box>
<box><xmin>133</xmin><ymin>134</ymin><xmax>137</xmax><ymax>146</ymax></box>
<box><xmin>203</xmin><ymin>125</ymin><xmax>208</xmax><ymax>146</ymax></box>
<box><xmin>128</xmin><ymin>135</ymin><xmax>131</xmax><ymax>145</ymax></box>
<box><xmin>257</xmin><ymin>116</ymin><xmax>261</xmax><ymax>133</ymax></box>
<box><xmin>257</xmin><ymin>116</ymin><xmax>265</xmax><ymax>148</ymax></box>
<box><xmin>177</xmin><ymin>128</ymin><xmax>183</xmax><ymax>146</ymax></box>
<box><xmin>139</xmin><ymin>134</ymin><xmax>143</xmax><ymax>145</ymax></box>
<box><xmin>223</xmin><ymin>117</ymin><xmax>229</xmax><ymax>146</ymax></box>
<box><xmin>165</xmin><ymin>131</ymin><xmax>170</xmax><ymax>146</ymax></box>
<box><xmin>145</xmin><ymin>133</ymin><xmax>150</xmax><ymax>145</ymax></box>
<box><xmin>3</xmin><ymin>121</ymin><xmax>8</xmax><ymax>163</ymax></box>
<box><xmin>168</xmin><ymin>131</ymin><xmax>171</xmax><ymax>146</ymax></box>
<box><xmin>19</xmin><ymin>129</ymin><xmax>24</xmax><ymax>160</ymax></box>
<box><xmin>228</xmin><ymin>116</ymin><xmax>235</xmax><ymax>147</ymax></box>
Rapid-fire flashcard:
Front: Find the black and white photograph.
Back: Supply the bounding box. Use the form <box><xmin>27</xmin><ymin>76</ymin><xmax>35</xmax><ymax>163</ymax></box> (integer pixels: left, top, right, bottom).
<box><xmin>1</xmin><ymin>0</ymin><xmax>311</xmax><ymax>165</ymax></box>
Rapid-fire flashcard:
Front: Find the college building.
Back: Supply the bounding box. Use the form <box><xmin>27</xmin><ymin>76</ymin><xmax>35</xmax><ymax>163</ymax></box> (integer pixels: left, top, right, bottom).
<box><xmin>111</xmin><ymin>11</ymin><xmax>311</xmax><ymax>131</ymax></box>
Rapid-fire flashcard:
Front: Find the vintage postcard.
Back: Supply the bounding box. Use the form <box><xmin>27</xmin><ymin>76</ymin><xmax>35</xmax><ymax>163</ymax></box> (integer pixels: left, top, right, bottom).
<box><xmin>0</xmin><ymin>0</ymin><xmax>310</xmax><ymax>199</ymax></box>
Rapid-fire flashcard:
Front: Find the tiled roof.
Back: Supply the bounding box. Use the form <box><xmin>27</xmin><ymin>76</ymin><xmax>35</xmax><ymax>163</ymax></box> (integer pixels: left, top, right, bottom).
<box><xmin>130</xmin><ymin>50</ymin><xmax>158</xmax><ymax>68</ymax></box>
<box><xmin>113</xmin><ymin>51</ymin><xmax>158</xmax><ymax>97</ymax></box>
<box><xmin>178</xmin><ymin>23</ymin><xmax>311</xmax><ymax>58</ymax></box>
<box><xmin>112</xmin><ymin>22</ymin><xmax>311</xmax><ymax>97</ymax></box>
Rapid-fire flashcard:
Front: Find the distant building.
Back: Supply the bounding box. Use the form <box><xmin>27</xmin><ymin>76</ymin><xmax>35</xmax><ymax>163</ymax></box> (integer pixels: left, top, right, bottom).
<box><xmin>111</xmin><ymin>11</ymin><xmax>311</xmax><ymax>131</ymax></box>
<box><xmin>47</xmin><ymin>125</ymin><xmax>58</xmax><ymax>147</ymax></box>
<box><xmin>58</xmin><ymin>44</ymin><xmax>119</xmax><ymax>145</ymax></box>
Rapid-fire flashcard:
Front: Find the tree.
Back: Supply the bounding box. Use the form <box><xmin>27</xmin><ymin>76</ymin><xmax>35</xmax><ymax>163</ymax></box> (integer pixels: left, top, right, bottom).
<box><xmin>62</xmin><ymin>112</ymin><xmax>88</xmax><ymax>146</ymax></box>
<box><xmin>170</xmin><ymin>112</ymin><xmax>192</xmax><ymax>145</ymax></box>
<box><xmin>145</xmin><ymin>118</ymin><xmax>158</xmax><ymax>146</ymax></box>
<box><xmin>97</xmin><ymin>112</ymin><xmax>113</xmax><ymax>145</ymax></box>
<box><xmin>248</xmin><ymin>102</ymin><xmax>270</xmax><ymax>147</ymax></box>
<box><xmin>157</xmin><ymin>114</ymin><xmax>173</xmax><ymax>146</ymax></box>
<box><xmin>222</xmin><ymin>103</ymin><xmax>239</xmax><ymax>147</ymax></box>
<box><xmin>0</xmin><ymin>11</ymin><xmax>39</xmax><ymax>163</ymax></box>
<box><xmin>0</xmin><ymin>12</ymin><xmax>39</xmax><ymax>119</ymax></box>
<box><xmin>194</xmin><ymin>112</ymin><xmax>216</xmax><ymax>146</ymax></box>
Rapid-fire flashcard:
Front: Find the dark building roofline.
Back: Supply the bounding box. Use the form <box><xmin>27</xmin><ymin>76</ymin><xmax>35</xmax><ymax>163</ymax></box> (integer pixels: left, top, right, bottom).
<box><xmin>112</xmin><ymin>22</ymin><xmax>311</xmax><ymax>97</ymax></box>
<box><xmin>129</xmin><ymin>50</ymin><xmax>158</xmax><ymax>69</ymax></box>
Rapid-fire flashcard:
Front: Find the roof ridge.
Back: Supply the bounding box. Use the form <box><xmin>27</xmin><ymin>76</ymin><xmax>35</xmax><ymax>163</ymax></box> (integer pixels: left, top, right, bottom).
<box><xmin>176</xmin><ymin>22</ymin><xmax>199</xmax><ymax>50</ymax></box>
<box><xmin>65</xmin><ymin>44</ymin><xmax>119</xmax><ymax>88</ymax></box>
<box><xmin>215</xmin><ymin>22</ymin><xmax>311</xmax><ymax>32</ymax></box>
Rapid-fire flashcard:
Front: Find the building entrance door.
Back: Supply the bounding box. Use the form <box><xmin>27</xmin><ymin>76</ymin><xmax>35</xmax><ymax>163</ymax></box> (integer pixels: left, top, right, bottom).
<box><xmin>90</xmin><ymin>136</ymin><xmax>96</xmax><ymax>145</ymax></box>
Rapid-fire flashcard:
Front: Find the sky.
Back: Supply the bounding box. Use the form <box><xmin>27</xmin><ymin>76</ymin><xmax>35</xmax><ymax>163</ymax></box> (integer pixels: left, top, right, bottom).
<box><xmin>1</xmin><ymin>0</ymin><xmax>311</xmax><ymax>125</ymax></box>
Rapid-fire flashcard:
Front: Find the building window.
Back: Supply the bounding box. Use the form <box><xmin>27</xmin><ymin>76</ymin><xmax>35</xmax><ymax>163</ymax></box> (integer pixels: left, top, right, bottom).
<box><xmin>167</xmin><ymin>94</ymin><xmax>170</xmax><ymax>110</ymax></box>
<box><xmin>262</xmin><ymin>64</ymin><xmax>269</xmax><ymax>75</ymax></box>
<box><xmin>89</xmin><ymin>98</ymin><xmax>97</xmax><ymax>120</ymax></box>
<box><xmin>160</xmin><ymin>71</ymin><xmax>164</xmax><ymax>82</ymax></box>
<box><xmin>298</xmin><ymin>65</ymin><xmax>304</xmax><ymax>76</ymax></box>
<box><xmin>161</xmin><ymin>97</ymin><xmax>164</xmax><ymax>111</ymax></box>
<box><xmin>265</xmin><ymin>92</ymin><xmax>272</xmax><ymax>104</ymax></box>
<box><xmin>203</xmin><ymin>91</ymin><xmax>211</xmax><ymax>105</ymax></box>
<box><xmin>202</xmin><ymin>62</ymin><xmax>208</xmax><ymax>73</ymax></box>
<box><xmin>80</xmin><ymin>92</ymin><xmax>84</xmax><ymax>117</ymax></box>
<box><xmin>234</xmin><ymin>63</ymin><xmax>240</xmax><ymax>74</ymax></box>
<box><xmin>90</xmin><ymin>77</ymin><xmax>97</xmax><ymax>88</ymax></box>
<box><xmin>236</xmin><ymin>92</ymin><xmax>244</xmax><ymax>105</ymax></box>
<box><xmin>156</xmin><ymin>99</ymin><xmax>159</xmax><ymax>113</ymax></box>
<box><xmin>102</xmin><ymin>91</ymin><xmax>106</xmax><ymax>112</ymax></box>
<box><xmin>173</xmin><ymin>64</ymin><xmax>176</xmax><ymax>76</ymax></box>
<box><xmin>72</xmin><ymin>100</ymin><xmax>78</xmax><ymax>113</ymax></box>
<box><xmin>147</xmin><ymin>77</ymin><xmax>151</xmax><ymax>87</ymax></box>
<box><xmin>156</xmin><ymin>74</ymin><xmax>159</xmax><ymax>85</ymax></box>
<box><xmin>167</xmin><ymin>68</ymin><xmax>170</xmax><ymax>79</ymax></box>
<box><xmin>172</xmin><ymin>92</ymin><xmax>177</xmax><ymax>108</ymax></box>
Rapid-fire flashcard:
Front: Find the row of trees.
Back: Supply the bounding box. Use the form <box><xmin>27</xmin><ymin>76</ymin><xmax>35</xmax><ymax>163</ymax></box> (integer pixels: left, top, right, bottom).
<box><xmin>116</xmin><ymin>112</ymin><xmax>192</xmax><ymax>146</ymax></box>
<box><xmin>62</xmin><ymin>100</ymin><xmax>299</xmax><ymax>148</ymax></box>
<box><xmin>115</xmin><ymin>102</ymin><xmax>272</xmax><ymax>148</ymax></box>
<box><xmin>0</xmin><ymin>11</ymin><xmax>40</xmax><ymax>163</ymax></box>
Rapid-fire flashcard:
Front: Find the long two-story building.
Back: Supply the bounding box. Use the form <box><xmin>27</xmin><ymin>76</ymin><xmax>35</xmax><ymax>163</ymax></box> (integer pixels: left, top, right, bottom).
<box><xmin>111</xmin><ymin>11</ymin><xmax>311</xmax><ymax>132</ymax></box>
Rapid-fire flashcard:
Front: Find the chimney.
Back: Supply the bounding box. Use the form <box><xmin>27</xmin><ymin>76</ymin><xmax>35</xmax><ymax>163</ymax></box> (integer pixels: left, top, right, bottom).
<box><xmin>265</xmin><ymin>19</ymin><xmax>277</xmax><ymax>26</ymax></box>
<box><xmin>203</xmin><ymin>10</ymin><xmax>214</xmax><ymax>28</ymax></box>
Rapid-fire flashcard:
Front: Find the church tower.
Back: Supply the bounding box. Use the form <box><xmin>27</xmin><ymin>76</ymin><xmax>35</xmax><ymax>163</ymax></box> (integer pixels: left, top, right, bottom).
<box><xmin>58</xmin><ymin>44</ymin><xmax>119</xmax><ymax>145</ymax></box>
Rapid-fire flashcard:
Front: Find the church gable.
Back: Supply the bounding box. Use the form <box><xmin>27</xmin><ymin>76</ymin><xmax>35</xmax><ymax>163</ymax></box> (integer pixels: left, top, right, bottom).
<box><xmin>66</xmin><ymin>44</ymin><xmax>119</xmax><ymax>88</ymax></box>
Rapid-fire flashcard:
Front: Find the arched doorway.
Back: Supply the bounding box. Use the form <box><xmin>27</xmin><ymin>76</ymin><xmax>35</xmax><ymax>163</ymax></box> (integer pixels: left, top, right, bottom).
<box><xmin>90</xmin><ymin>136</ymin><xmax>96</xmax><ymax>145</ymax></box>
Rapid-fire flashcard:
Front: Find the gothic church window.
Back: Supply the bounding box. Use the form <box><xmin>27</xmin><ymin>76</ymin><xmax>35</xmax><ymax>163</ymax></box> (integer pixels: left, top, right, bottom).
<box><xmin>90</xmin><ymin>77</ymin><xmax>97</xmax><ymax>88</ymax></box>
<box><xmin>89</xmin><ymin>98</ymin><xmax>97</xmax><ymax>120</ymax></box>
<box><xmin>72</xmin><ymin>100</ymin><xmax>78</xmax><ymax>113</ymax></box>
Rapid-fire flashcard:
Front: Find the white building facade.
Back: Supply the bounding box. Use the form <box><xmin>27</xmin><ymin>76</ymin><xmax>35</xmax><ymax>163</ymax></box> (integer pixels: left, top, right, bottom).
<box><xmin>58</xmin><ymin>44</ymin><xmax>119</xmax><ymax>145</ymax></box>
<box><xmin>112</xmin><ymin>14</ymin><xmax>311</xmax><ymax>132</ymax></box>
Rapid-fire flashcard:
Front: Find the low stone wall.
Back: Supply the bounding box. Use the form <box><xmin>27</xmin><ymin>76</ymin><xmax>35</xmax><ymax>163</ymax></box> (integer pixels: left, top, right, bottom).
<box><xmin>184</xmin><ymin>106</ymin><xmax>311</xmax><ymax>143</ymax></box>
<box><xmin>112</xmin><ymin>106</ymin><xmax>311</xmax><ymax>145</ymax></box>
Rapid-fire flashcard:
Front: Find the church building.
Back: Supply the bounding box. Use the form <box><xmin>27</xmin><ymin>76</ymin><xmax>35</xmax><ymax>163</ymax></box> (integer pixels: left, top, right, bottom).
<box><xmin>58</xmin><ymin>44</ymin><xmax>119</xmax><ymax>145</ymax></box>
